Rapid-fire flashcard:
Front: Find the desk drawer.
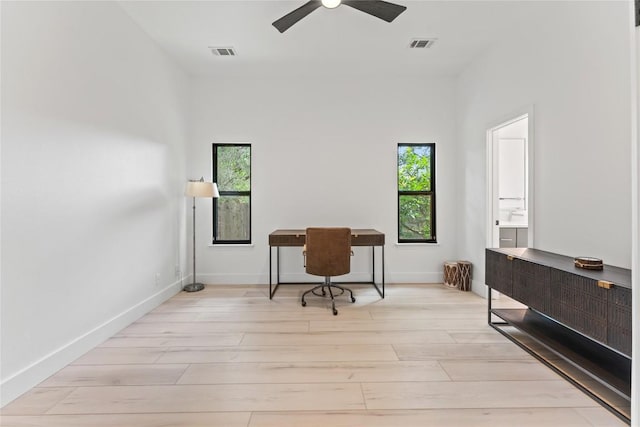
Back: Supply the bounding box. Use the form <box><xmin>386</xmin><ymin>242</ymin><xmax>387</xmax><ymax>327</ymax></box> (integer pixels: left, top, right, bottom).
<box><xmin>269</xmin><ymin>230</ymin><xmax>385</xmax><ymax>247</ymax></box>
<box><xmin>352</xmin><ymin>234</ymin><xmax>385</xmax><ymax>246</ymax></box>
<box><xmin>269</xmin><ymin>234</ymin><xmax>305</xmax><ymax>246</ymax></box>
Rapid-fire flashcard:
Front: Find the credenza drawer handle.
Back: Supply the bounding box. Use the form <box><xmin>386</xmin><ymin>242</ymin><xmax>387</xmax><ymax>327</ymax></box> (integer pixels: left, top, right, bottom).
<box><xmin>597</xmin><ymin>280</ymin><xmax>614</xmax><ymax>290</ymax></box>
<box><xmin>500</xmin><ymin>238</ymin><xmax>514</xmax><ymax>241</ymax></box>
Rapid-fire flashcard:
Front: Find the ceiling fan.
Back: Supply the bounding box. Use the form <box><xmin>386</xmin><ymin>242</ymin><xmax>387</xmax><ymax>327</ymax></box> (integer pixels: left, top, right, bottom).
<box><xmin>272</xmin><ymin>0</ymin><xmax>407</xmax><ymax>33</ymax></box>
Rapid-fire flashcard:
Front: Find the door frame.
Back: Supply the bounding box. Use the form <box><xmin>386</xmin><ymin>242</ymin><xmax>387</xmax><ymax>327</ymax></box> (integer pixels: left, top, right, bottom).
<box><xmin>485</xmin><ymin>106</ymin><xmax>535</xmax><ymax>250</ymax></box>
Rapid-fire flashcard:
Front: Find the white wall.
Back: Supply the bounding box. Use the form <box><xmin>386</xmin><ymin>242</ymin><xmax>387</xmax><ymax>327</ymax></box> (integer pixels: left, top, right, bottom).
<box><xmin>456</xmin><ymin>0</ymin><xmax>633</xmax><ymax>294</ymax></box>
<box><xmin>0</xmin><ymin>1</ymin><xmax>190</xmax><ymax>405</ymax></box>
<box><xmin>188</xmin><ymin>77</ymin><xmax>458</xmax><ymax>284</ymax></box>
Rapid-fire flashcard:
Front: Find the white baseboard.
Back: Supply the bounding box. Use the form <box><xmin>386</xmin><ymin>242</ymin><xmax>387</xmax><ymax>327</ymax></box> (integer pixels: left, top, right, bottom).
<box><xmin>197</xmin><ymin>273</ymin><xmax>266</xmax><ymax>285</ymax></box>
<box><xmin>385</xmin><ymin>271</ymin><xmax>443</xmax><ymax>283</ymax></box>
<box><xmin>470</xmin><ymin>279</ymin><xmax>490</xmax><ymax>299</ymax></box>
<box><xmin>198</xmin><ymin>271</ymin><xmax>444</xmax><ymax>285</ymax></box>
<box><xmin>0</xmin><ymin>279</ymin><xmax>183</xmax><ymax>407</ymax></box>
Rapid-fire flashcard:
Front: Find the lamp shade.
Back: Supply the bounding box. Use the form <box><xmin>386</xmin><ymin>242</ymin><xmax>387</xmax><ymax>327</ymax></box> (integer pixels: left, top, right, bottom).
<box><xmin>186</xmin><ymin>180</ymin><xmax>219</xmax><ymax>198</ymax></box>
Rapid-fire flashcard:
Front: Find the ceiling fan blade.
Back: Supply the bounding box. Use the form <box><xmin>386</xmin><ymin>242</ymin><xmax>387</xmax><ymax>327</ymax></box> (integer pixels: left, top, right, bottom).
<box><xmin>272</xmin><ymin>1</ymin><xmax>323</xmax><ymax>33</ymax></box>
<box><xmin>342</xmin><ymin>0</ymin><xmax>407</xmax><ymax>23</ymax></box>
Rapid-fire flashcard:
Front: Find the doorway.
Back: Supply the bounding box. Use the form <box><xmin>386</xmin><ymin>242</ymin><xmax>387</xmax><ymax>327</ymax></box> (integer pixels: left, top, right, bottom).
<box><xmin>486</xmin><ymin>111</ymin><xmax>534</xmax><ymax>250</ymax></box>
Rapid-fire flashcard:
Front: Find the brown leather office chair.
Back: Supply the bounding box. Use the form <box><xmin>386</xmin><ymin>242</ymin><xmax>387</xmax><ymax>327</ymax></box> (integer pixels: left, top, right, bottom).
<box><xmin>301</xmin><ymin>227</ymin><xmax>355</xmax><ymax>315</ymax></box>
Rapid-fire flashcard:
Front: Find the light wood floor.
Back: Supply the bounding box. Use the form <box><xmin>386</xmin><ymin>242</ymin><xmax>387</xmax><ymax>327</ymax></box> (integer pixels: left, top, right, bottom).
<box><xmin>0</xmin><ymin>284</ymin><xmax>627</xmax><ymax>426</ymax></box>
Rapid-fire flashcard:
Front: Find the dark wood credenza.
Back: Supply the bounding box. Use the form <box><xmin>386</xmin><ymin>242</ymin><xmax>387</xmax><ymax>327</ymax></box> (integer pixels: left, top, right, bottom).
<box><xmin>485</xmin><ymin>248</ymin><xmax>631</xmax><ymax>422</ymax></box>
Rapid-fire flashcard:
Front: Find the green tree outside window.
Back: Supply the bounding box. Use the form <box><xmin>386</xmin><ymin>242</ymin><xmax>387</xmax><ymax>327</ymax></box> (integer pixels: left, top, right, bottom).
<box><xmin>398</xmin><ymin>144</ymin><xmax>436</xmax><ymax>242</ymax></box>
<box><xmin>213</xmin><ymin>144</ymin><xmax>251</xmax><ymax>243</ymax></box>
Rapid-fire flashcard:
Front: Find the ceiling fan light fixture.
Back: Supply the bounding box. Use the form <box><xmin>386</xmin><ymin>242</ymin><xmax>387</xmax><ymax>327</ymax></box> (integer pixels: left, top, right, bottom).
<box><xmin>321</xmin><ymin>0</ymin><xmax>341</xmax><ymax>9</ymax></box>
<box><xmin>272</xmin><ymin>0</ymin><xmax>406</xmax><ymax>33</ymax></box>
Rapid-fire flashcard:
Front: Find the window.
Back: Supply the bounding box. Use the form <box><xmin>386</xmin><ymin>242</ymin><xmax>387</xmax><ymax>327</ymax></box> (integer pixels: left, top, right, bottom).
<box><xmin>397</xmin><ymin>143</ymin><xmax>436</xmax><ymax>243</ymax></box>
<box><xmin>212</xmin><ymin>143</ymin><xmax>251</xmax><ymax>244</ymax></box>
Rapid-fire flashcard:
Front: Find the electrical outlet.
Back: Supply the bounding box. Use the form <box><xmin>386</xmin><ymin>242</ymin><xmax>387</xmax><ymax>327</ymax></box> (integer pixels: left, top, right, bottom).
<box><xmin>155</xmin><ymin>273</ymin><xmax>161</xmax><ymax>286</ymax></box>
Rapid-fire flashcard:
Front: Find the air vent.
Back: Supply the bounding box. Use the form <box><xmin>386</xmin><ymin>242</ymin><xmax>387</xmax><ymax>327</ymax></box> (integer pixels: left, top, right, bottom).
<box><xmin>409</xmin><ymin>39</ymin><xmax>436</xmax><ymax>49</ymax></box>
<box><xmin>210</xmin><ymin>47</ymin><xmax>237</xmax><ymax>56</ymax></box>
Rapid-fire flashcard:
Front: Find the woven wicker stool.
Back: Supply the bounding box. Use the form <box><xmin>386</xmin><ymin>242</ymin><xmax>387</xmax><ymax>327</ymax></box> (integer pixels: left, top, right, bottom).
<box><xmin>457</xmin><ymin>261</ymin><xmax>472</xmax><ymax>291</ymax></box>
<box><xmin>443</xmin><ymin>261</ymin><xmax>459</xmax><ymax>288</ymax></box>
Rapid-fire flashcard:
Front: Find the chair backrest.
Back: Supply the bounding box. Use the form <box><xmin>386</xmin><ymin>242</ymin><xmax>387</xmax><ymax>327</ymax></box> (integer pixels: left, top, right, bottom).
<box><xmin>305</xmin><ymin>227</ymin><xmax>352</xmax><ymax>277</ymax></box>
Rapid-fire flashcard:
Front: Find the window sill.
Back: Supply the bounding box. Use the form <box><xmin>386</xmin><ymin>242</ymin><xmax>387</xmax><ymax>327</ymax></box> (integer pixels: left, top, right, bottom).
<box><xmin>395</xmin><ymin>242</ymin><xmax>440</xmax><ymax>246</ymax></box>
<box><xmin>208</xmin><ymin>243</ymin><xmax>254</xmax><ymax>248</ymax></box>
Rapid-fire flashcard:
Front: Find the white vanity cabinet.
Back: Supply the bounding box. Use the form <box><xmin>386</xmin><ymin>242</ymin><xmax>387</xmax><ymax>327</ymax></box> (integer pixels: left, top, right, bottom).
<box><xmin>499</xmin><ymin>227</ymin><xmax>528</xmax><ymax>248</ymax></box>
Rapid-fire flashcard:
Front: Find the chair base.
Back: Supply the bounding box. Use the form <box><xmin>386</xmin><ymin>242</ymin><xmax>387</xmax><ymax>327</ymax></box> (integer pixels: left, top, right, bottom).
<box><xmin>301</xmin><ymin>277</ymin><xmax>355</xmax><ymax>315</ymax></box>
<box><xmin>183</xmin><ymin>282</ymin><xmax>205</xmax><ymax>292</ymax></box>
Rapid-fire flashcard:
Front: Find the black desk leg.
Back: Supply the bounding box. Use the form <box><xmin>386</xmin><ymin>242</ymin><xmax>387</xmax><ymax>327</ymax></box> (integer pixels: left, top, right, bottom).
<box><xmin>269</xmin><ymin>246</ymin><xmax>272</xmax><ymax>299</ymax></box>
<box><xmin>372</xmin><ymin>246</ymin><xmax>375</xmax><ymax>283</ymax></box>
<box><xmin>371</xmin><ymin>245</ymin><xmax>385</xmax><ymax>299</ymax></box>
<box><xmin>270</xmin><ymin>247</ymin><xmax>281</xmax><ymax>299</ymax></box>
<box><xmin>269</xmin><ymin>246</ymin><xmax>280</xmax><ymax>299</ymax></box>
<box><xmin>382</xmin><ymin>245</ymin><xmax>385</xmax><ymax>298</ymax></box>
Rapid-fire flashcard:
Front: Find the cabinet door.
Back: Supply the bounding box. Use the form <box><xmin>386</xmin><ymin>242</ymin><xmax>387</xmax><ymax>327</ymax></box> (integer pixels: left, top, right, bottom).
<box><xmin>516</xmin><ymin>228</ymin><xmax>528</xmax><ymax>247</ymax></box>
<box><xmin>485</xmin><ymin>250</ymin><xmax>513</xmax><ymax>296</ymax></box>
<box><xmin>512</xmin><ymin>258</ymin><xmax>550</xmax><ymax>312</ymax></box>
<box><xmin>608</xmin><ymin>287</ymin><xmax>631</xmax><ymax>356</ymax></box>
<box><xmin>499</xmin><ymin>228</ymin><xmax>516</xmax><ymax>248</ymax></box>
<box><xmin>549</xmin><ymin>269</ymin><xmax>608</xmax><ymax>345</ymax></box>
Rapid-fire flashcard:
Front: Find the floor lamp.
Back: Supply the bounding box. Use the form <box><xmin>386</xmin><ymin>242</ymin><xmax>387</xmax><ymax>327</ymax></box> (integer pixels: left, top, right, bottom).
<box><xmin>184</xmin><ymin>177</ymin><xmax>219</xmax><ymax>292</ymax></box>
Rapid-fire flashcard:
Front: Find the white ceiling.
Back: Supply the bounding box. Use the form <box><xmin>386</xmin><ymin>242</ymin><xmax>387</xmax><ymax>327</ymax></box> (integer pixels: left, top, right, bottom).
<box><xmin>118</xmin><ymin>0</ymin><xmax>537</xmax><ymax>78</ymax></box>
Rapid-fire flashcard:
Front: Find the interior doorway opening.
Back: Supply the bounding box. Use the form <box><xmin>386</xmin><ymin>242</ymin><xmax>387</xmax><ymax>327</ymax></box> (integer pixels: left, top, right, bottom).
<box><xmin>486</xmin><ymin>110</ymin><xmax>534</xmax><ymax>250</ymax></box>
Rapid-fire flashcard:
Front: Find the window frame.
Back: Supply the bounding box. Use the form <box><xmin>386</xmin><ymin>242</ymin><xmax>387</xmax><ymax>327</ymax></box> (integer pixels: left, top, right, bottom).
<box><xmin>212</xmin><ymin>143</ymin><xmax>252</xmax><ymax>245</ymax></box>
<box><xmin>397</xmin><ymin>142</ymin><xmax>437</xmax><ymax>244</ymax></box>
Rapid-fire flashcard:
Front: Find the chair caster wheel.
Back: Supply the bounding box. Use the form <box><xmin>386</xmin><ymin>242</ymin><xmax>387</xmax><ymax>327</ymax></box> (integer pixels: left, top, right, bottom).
<box><xmin>333</xmin><ymin>309</ymin><xmax>338</xmax><ymax>315</ymax></box>
<box><xmin>351</xmin><ymin>297</ymin><xmax>356</xmax><ymax>303</ymax></box>
<box><xmin>301</xmin><ymin>301</ymin><xmax>306</xmax><ymax>307</ymax></box>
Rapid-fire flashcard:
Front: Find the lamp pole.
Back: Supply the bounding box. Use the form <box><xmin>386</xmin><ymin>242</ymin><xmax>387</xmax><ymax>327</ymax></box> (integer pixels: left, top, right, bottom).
<box><xmin>184</xmin><ymin>195</ymin><xmax>204</xmax><ymax>292</ymax></box>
